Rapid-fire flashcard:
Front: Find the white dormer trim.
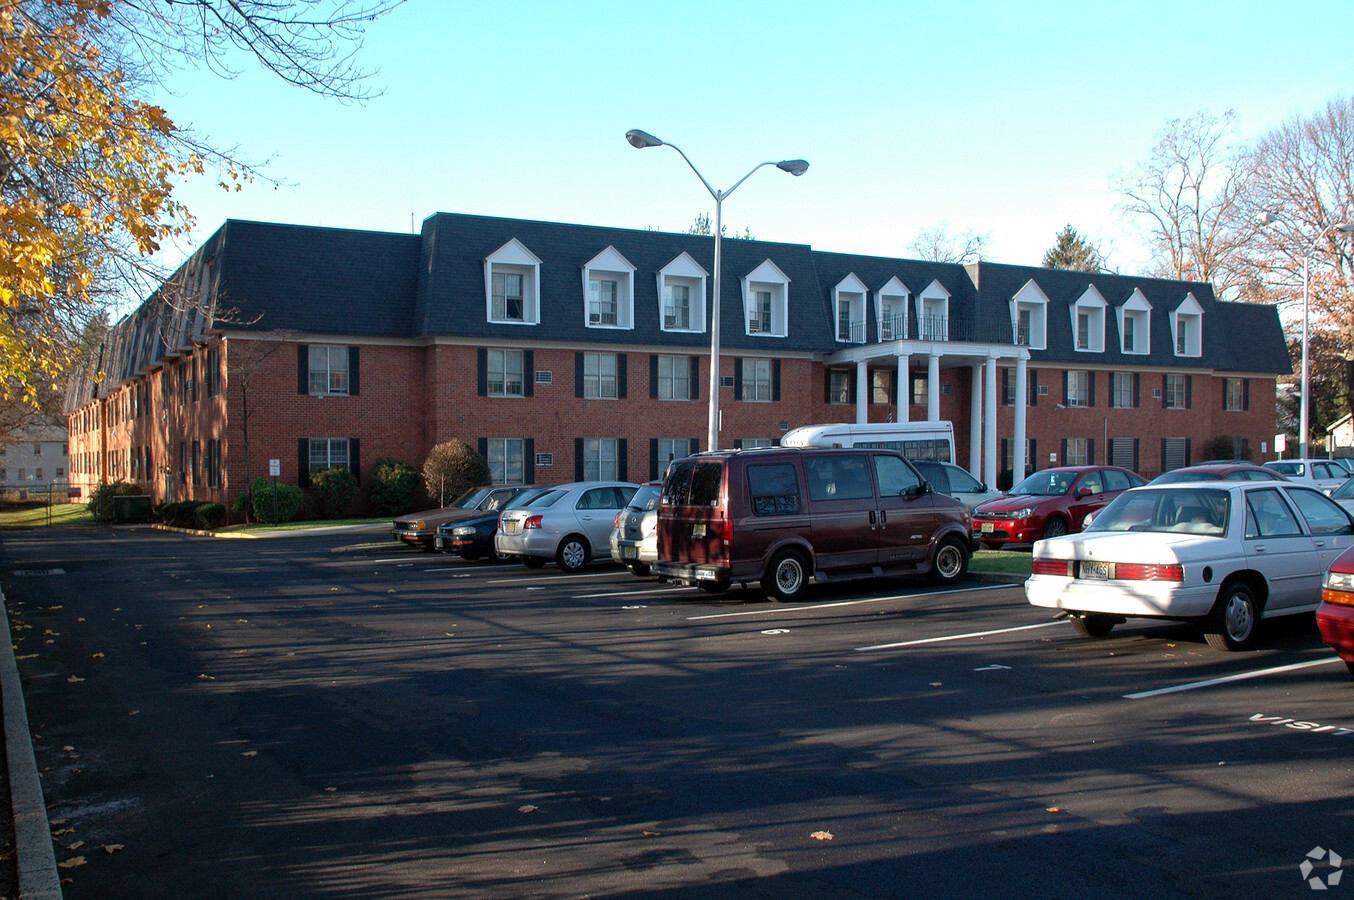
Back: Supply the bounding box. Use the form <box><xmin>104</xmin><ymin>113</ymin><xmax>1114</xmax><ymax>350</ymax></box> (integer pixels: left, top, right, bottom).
<box><xmin>1118</xmin><ymin>288</ymin><xmax>1152</xmax><ymax>355</ymax></box>
<box><xmin>581</xmin><ymin>245</ymin><xmax>636</xmax><ymax>330</ymax></box>
<box><xmin>484</xmin><ymin>238</ymin><xmax>542</xmax><ymax>325</ymax></box>
<box><xmin>657</xmin><ymin>252</ymin><xmax>708</xmax><ymax>333</ymax></box>
<box><xmin>1010</xmin><ymin>279</ymin><xmax>1049</xmax><ymax>350</ymax></box>
<box><xmin>918</xmin><ymin>279</ymin><xmax>951</xmax><ymax>341</ymax></box>
<box><xmin>833</xmin><ymin>273</ymin><xmax>869</xmax><ymax>343</ymax></box>
<box><xmin>875</xmin><ymin>276</ymin><xmax>910</xmax><ymax>342</ymax></box>
<box><xmin>1173</xmin><ymin>292</ymin><xmax>1204</xmax><ymax>357</ymax></box>
<box><xmin>741</xmin><ymin>259</ymin><xmax>791</xmax><ymax>338</ymax></box>
<box><xmin>1071</xmin><ymin>285</ymin><xmax>1107</xmax><ymax>353</ymax></box>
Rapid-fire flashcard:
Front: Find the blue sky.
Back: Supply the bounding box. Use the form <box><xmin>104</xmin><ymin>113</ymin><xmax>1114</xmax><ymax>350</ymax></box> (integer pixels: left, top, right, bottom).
<box><xmin>150</xmin><ymin>0</ymin><xmax>1354</xmax><ymax>280</ymax></box>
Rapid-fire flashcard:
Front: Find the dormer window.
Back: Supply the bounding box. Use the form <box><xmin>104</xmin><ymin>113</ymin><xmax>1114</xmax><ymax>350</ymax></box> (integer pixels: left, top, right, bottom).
<box><xmin>833</xmin><ymin>274</ymin><xmax>868</xmax><ymax>343</ymax></box>
<box><xmin>1173</xmin><ymin>293</ymin><xmax>1203</xmax><ymax>357</ymax></box>
<box><xmin>657</xmin><ymin>252</ymin><xmax>708</xmax><ymax>333</ymax></box>
<box><xmin>1119</xmin><ymin>288</ymin><xmax>1151</xmax><ymax>355</ymax></box>
<box><xmin>485</xmin><ymin>238</ymin><xmax>541</xmax><ymax>325</ymax></box>
<box><xmin>1010</xmin><ymin>279</ymin><xmax>1049</xmax><ymax>350</ymax></box>
<box><xmin>582</xmin><ymin>246</ymin><xmax>635</xmax><ymax>330</ymax></box>
<box><xmin>876</xmin><ymin>277</ymin><xmax>909</xmax><ymax>341</ymax></box>
<box><xmin>918</xmin><ymin>279</ymin><xmax>951</xmax><ymax>341</ymax></box>
<box><xmin>1071</xmin><ymin>286</ymin><xmax>1107</xmax><ymax>352</ymax></box>
<box><xmin>742</xmin><ymin>259</ymin><xmax>791</xmax><ymax>338</ymax></box>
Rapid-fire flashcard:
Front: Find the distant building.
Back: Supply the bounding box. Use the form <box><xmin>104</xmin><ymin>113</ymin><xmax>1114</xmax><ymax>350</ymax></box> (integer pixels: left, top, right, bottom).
<box><xmin>63</xmin><ymin>213</ymin><xmax>1291</xmax><ymax>508</ymax></box>
<box><xmin>0</xmin><ymin>416</ymin><xmax>69</xmax><ymax>493</ymax></box>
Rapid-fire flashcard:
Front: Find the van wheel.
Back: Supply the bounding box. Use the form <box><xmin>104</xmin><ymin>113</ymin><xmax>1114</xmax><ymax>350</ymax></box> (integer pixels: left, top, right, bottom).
<box><xmin>1205</xmin><ymin>580</ymin><xmax>1261</xmax><ymax>651</ymax></box>
<box><xmin>763</xmin><ymin>550</ymin><xmax>809</xmax><ymax>602</ymax></box>
<box><xmin>556</xmin><ymin>535</ymin><xmax>590</xmax><ymax>573</ymax></box>
<box><xmin>928</xmin><ymin>537</ymin><xmax>969</xmax><ymax>586</ymax></box>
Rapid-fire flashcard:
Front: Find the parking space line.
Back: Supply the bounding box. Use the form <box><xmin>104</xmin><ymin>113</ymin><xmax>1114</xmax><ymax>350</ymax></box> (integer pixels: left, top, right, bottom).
<box><xmin>855</xmin><ymin>620</ymin><xmax>1065</xmax><ymax>651</ymax></box>
<box><xmin>486</xmin><ymin>571</ymin><xmax>622</xmax><ymax>586</ymax></box>
<box><xmin>1123</xmin><ymin>657</ymin><xmax>1342</xmax><ymax>699</ymax></box>
<box><xmin>686</xmin><ymin>584</ymin><xmax>1010</xmax><ymax>621</ymax></box>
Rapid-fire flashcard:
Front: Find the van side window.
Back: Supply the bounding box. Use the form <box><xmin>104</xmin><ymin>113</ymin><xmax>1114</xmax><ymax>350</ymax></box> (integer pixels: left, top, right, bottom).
<box><xmin>874</xmin><ymin>455</ymin><xmax>921</xmax><ymax>497</ymax></box>
<box><xmin>806</xmin><ymin>455</ymin><xmax>874</xmax><ymax>502</ymax></box>
<box><xmin>748</xmin><ymin>463</ymin><xmax>802</xmax><ymax>516</ymax></box>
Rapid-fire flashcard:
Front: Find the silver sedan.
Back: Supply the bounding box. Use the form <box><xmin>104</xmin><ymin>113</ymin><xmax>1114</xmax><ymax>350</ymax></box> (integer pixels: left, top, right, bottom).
<box><xmin>495</xmin><ymin>481</ymin><xmax>639</xmax><ymax>572</ymax></box>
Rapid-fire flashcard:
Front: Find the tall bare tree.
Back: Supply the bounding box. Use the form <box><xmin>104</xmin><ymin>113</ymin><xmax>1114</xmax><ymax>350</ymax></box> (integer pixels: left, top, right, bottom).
<box><xmin>908</xmin><ymin>222</ymin><xmax>990</xmax><ymax>265</ymax></box>
<box><xmin>1115</xmin><ymin>109</ymin><xmax>1255</xmax><ymax>297</ymax></box>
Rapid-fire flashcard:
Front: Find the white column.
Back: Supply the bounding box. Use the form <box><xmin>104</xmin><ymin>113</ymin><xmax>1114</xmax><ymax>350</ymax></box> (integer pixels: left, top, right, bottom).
<box><xmin>984</xmin><ymin>354</ymin><xmax>998</xmax><ymax>488</ymax></box>
<box><xmin>856</xmin><ymin>360</ymin><xmax>868</xmax><ymax>424</ymax></box>
<box><xmin>927</xmin><ymin>353</ymin><xmax>940</xmax><ymax>422</ymax></box>
<box><xmin>969</xmin><ymin>365</ymin><xmax>982</xmax><ymax>476</ymax></box>
<box><xmin>896</xmin><ymin>352</ymin><xmax>910</xmax><ymax>422</ymax></box>
<box><xmin>1014</xmin><ymin>356</ymin><xmax>1028</xmax><ymax>484</ymax></box>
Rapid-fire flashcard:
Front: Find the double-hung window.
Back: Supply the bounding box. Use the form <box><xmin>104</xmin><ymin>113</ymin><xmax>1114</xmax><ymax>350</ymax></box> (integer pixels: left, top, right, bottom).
<box><xmin>589</xmin><ymin>279</ymin><xmax>618</xmax><ymax>326</ymax></box>
<box><xmin>492</xmin><ymin>271</ymin><xmax>525</xmax><ymax>321</ymax></box>
<box><xmin>308</xmin><ymin>345</ymin><xmax>350</xmax><ymax>395</ymax></box>
<box><xmin>1067</xmin><ymin>370</ymin><xmax>1089</xmax><ymax>407</ymax></box>
<box><xmin>1111</xmin><ymin>372</ymin><xmax>1135</xmax><ymax>408</ymax></box>
<box><xmin>750</xmin><ymin>291</ymin><xmax>772</xmax><ymax>334</ymax></box>
<box><xmin>583</xmin><ymin>353</ymin><xmax>618</xmax><ymax>399</ymax></box>
<box><xmin>487</xmin><ymin>349</ymin><xmax>525</xmax><ymax>397</ymax></box>
<box><xmin>1164</xmin><ymin>374</ymin><xmax>1188</xmax><ymax>409</ymax></box>
<box><xmin>1225</xmin><ymin>378</ymin><xmax>1245</xmax><ymax>411</ymax></box>
<box><xmin>583</xmin><ymin>438</ymin><xmax>618</xmax><ymax>481</ymax></box>
<box><xmin>310</xmin><ymin>438</ymin><xmax>350</xmax><ymax>472</ymax></box>
<box><xmin>657</xmin><ymin>355</ymin><xmax>690</xmax><ymax>401</ymax></box>
<box><xmin>665</xmin><ymin>283</ymin><xmax>691</xmax><ymax>330</ymax></box>
<box><xmin>741</xmin><ymin>359</ymin><xmax>772</xmax><ymax>402</ymax></box>
<box><xmin>486</xmin><ymin>438</ymin><xmax>525</xmax><ymax>484</ymax></box>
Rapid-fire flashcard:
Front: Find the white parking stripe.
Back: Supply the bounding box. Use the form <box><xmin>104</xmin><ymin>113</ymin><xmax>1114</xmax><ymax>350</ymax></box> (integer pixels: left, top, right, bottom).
<box><xmin>685</xmin><ymin>584</ymin><xmax>1010</xmax><ymax>621</ymax></box>
<box><xmin>1123</xmin><ymin>657</ymin><xmax>1342</xmax><ymax>699</ymax></box>
<box><xmin>855</xmin><ymin>620</ymin><xmax>1066</xmax><ymax>651</ymax></box>
<box><xmin>486</xmin><ymin>571</ymin><xmax>621</xmax><ymax>585</ymax></box>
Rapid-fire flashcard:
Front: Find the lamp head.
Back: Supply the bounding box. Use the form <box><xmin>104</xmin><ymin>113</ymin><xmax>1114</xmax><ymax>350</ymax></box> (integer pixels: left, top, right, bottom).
<box><xmin>777</xmin><ymin>159</ymin><xmax>810</xmax><ymax>176</ymax></box>
<box><xmin>1336</xmin><ymin>223</ymin><xmax>1354</xmax><ymax>234</ymax></box>
<box><xmin>1255</xmin><ymin>211</ymin><xmax>1280</xmax><ymax>226</ymax></box>
<box><xmin>625</xmin><ymin>129</ymin><xmax>664</xmax><ymax>149</ymax></box>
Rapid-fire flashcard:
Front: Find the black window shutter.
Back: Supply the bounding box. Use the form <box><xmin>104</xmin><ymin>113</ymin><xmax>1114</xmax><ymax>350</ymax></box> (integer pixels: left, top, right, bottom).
<box><xmin>478</xmin><ymin>438</ymin><xmax>488</xmax><ymax>460</ymax></box>
<box><xmin>349</xmin><ymin>438</ymin><xmax>360</xmax><ymax>485</ymax></box>
<box><xmin>1161</xmin><ymin>374</ymin><xmax>1168</xmax><ymax>408</ymax></box>
<box><xmin>1185</xmin><ymin>438</ymin><xmax>1192</xmax><ymax>465</ymax></box>
<box><xmin>574</xmin><ymin>438</ymin><xmax>584</xmax><ymax>480</ymax></box>
<box><xmin>1060</xmin><ymin>438</ymin><xmax>1068</xmax><ymax>465</ymax></box>
<box><xmin>1001</xmin><ymin>438</ymin><xmax>1008</xmax><ymax>471</ymax></box>
<box><xmin>733</xmin><ymin>439</ymin><xmax>743</xmax><ymax>449</ymax></box>
<box><xmin>825</xmin><ymin>369</ymin><xmax>833</xmax><ymax>404</ymax></box>
<box><xmin>773</xmin><ymin>359</ymin><xmax>782</xmax><ymax>402</ymax></box>
<box><xmin>618</xmin><ymin>354</ymin><xmax>628</xmax><ymax>399</ymax></box>
<box><xmin>297</xmin><ymin>346</ymin><xmax>308</xmax><ymax>394</ymax></box>
<box><xmin>1002</xmin><ymin>368</ymin><xmax>1010</xmax><ymax>405</ymax></box>
<box><xmin>477</xmin><ymin>349</ymin><xmax>488</xmax><ymax>396</ymax></box>
<box><xmin>690</xmin><ymin>356</ymin><xmax>700</xmax><ymax>400</ymax></box>
<box><xmin>1088</xmin><ymin>371</ymin><xmax>1096</xmax><ymax>408</ymax></box>
<box><xmin>1133</xmin><ymin>373</ymin><xmax>1140</xmax><ymax>408</ymax></box>
<box><xmin>1087</xmin><ymin>438</ymin><xmax>1095</xmax><ymax>465</ymax></box>
<box><xmin>1062</xmin><ymin>371</ymin><xmax>1069</xmax><ymax>406</ymax></box>
<box><xmin>1161</xmin><ymin>439</ymin><xmax>1168</xmax><ymax>468</ymax></box>
<box><xmin>690</xmin><ymin>437</ymin><xmax>699</xmax><ymax>454</ymax></box>
<box><xmin>1186</xmin><ymin>375</ymin><xmax>1193</xmax><ymax>409</ymax></box>
<box><xmin>1221</xmin><ymin>379</ymin><xmax>1228</xmax><ymax>411</ymax></box>
<box><xmin>297</xmin><ymin>438</ymin><xmax>309</xmax><ymax>487</ymax></box>
<box><xmin>1243</xmin><ymin>379</ymin><xmax>1250</xmax><ymax>410</ymax></box>
<box><xmin>1029</xmin><ymin>370</ymin><xmax>1038</xmax><ymax>406</ymax></box>
<box><xmin>1029</xmin><ymin>439</ymin><xmax>1037</xmax><ymax>471</ymax></box>
<box><xmin>348</xmin><ymin>347</ymin><xmax>360</xmax><ymax>395</ymax></box>
<box><xmin>575</xmin><ymin>353</ymin><xmax>584</xmax><ymax>399</ymax></box>
<box><xmin>191</xmin><ymin>358</ymin><xmax>199</xmax><ymax>402</ymax></box>
<box><xmin>618</xmin><ymin>438</ymin><xmax>628</xmax><ymax>482</ymax></box>
<box><xmin>649</xmin><ymin>438</ymin><xmax>659</xmax><ymax>481</ymax></box>
<box><xmin>733</xmin><ymin>358</ymin><xmax>743</xmax><ymax>399</ymax></box>
<box><xmin>524</xmin><ymin>439</ymin><xmax>535</xmax><ymax>484</ymax></box>
<box><xmin>650</xmin><ymin>355</ymin><xmax>659</xmax><ymax>399</ymax></box>
<box><xmin>1133</xmin><ymin>439</ymin><xmax>1140</xmax><ymax>472</ymax></box>
<box><xmin>524</xmin><ymin>350</ymin><xmax>534</xmax><ymax>398</ymax></box>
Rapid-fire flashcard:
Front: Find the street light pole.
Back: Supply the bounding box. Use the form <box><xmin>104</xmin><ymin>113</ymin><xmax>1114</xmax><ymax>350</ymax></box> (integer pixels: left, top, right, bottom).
<box><xmin>1257</xmin><ymin>214</ymin><xmax>1354</xmax><ymax>458</ymax></box>
<box><xmin>626</xmin><ymin>129</ymin><xmax>807</xmax><ymax>452</ymax></box>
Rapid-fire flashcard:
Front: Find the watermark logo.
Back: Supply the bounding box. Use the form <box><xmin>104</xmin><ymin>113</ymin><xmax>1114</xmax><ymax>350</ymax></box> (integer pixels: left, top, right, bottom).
<box><xmin>1300</xmin><ymin>846</ymin><xmax>1343</xmax><ymax>891</ymax></box>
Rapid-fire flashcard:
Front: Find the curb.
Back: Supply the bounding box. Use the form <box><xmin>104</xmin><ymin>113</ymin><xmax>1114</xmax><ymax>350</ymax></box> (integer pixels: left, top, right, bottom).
<box><xmin>0</xmin><ymin>587</ymin><xmax>62</xmax><ymax>899</ymax></box>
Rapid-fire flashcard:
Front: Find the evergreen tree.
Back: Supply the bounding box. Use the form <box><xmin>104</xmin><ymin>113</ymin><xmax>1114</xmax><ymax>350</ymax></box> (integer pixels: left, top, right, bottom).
<box><xmin>1042</xmin><ymin>225</ymin><xmax>1102</xmax><ymax>272</ymax></box>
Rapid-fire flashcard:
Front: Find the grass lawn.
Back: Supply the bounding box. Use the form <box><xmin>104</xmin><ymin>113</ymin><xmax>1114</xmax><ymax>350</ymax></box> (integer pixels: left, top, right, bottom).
<box><xmin>0</xmin><ymin>503</ymin><xmax>95</xmax><ymax>528</ymax></box>
<box><xmin>970</xmin><ymin>549</ymin><xmax>1031</xmax><ymax>577</ymax></box>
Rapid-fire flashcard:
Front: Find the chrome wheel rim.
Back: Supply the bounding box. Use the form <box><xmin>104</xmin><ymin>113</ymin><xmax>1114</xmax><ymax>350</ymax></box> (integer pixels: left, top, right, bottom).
<box><xmin>776</xmin><ymin>558</ymin><xmax>804</xmax><ymax>593</ymax></box>
<box><xmin>936</xmin><ymin>544</ymin><xmax>963</xmax><ymax>579</ymax></box>
<box><xmin>1224</xmin><ymin>593</ymin><xmax>1254</xmax><ymax>642</ymax></box>
<box><xmin>561</xmin><ymin>541</ymin><xmax>586</xmax><ymax>571</ymax></box>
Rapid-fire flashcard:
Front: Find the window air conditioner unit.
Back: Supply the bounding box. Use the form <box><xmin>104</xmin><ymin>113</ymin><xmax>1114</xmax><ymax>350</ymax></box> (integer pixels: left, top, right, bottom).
<box><xmin>535</xmin><ymin>453</ymin><xmax>553</xmax><ymax>467</ymax></box>
<box><xmin>1037</xmin><ymin>385</ymin><xmax>1049</xmax><ymax>396</ymax></box>
<box><xmin>720</xmin><ymin>375</ymin><xmax>735</xmax><ymax>389</ymax></box>
<box><xmin>588</xmin><ymin>313</ymin><xmax>601</xmax><ymax>325</ymax></box>
<box><xmin>748</xmin><ymin>320</ymin><xmax>761</xmax><ymax>334</ymax></box>
<box><xmin>664</xmin><ymin>315</ymin><xmax>677</xmax><ymax>328</ymax></box>
<box><xmin>1152</xmin><ymin>388</ymin><xmax>1163</xmax><ymax>398</ymax></box>
<box><xmin>534</xmin><ymin>370</ymin><xmax>552</xmax><ymax>384</ymax></box>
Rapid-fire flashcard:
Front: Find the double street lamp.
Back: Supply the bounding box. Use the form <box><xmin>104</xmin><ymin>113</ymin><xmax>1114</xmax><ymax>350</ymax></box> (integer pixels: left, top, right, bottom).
<box><xmin>626</xmin><ymin>129</ymin><xmax>808</xmax><ymax>452</ymax></box>
<box><xmin>1258</xmin><ymin>213</ymin><xmax>1354</xmax><ymax>457</ymax></box>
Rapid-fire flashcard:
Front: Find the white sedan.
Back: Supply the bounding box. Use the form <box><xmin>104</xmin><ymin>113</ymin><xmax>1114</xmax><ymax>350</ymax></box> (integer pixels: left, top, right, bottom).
<box><xmin>1026</xmin><ymin>481</ymin><xmax>1354</xmax><ymax>650</ymax></box>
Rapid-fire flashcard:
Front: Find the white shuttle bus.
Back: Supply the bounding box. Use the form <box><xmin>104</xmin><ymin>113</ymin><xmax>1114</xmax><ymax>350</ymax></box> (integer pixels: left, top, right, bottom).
<box><xmin>780</xmin><ymin>421</ymin><xmax>955</xmax><ymax>462</ymax></box>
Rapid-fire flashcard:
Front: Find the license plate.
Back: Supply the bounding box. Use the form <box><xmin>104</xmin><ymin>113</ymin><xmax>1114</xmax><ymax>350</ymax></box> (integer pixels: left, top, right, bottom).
<box><xmin>980</xmin><ymin>522</ymin><xmax>994</xmax><ymax>534</ymax></box>
<box><xmin>622</xmin><ymin>546</ymin><xmax>637</xmax><ymax>559</ymax></box>
<box><xmin>1080</xmin><ymin>560</ymin><xmax>1110</xmax><ymax>580</ymax></box>
<box><xmin>692</xmin><ymin>524</ymin><xmax>706</xmax><ymax>539</ymax></box>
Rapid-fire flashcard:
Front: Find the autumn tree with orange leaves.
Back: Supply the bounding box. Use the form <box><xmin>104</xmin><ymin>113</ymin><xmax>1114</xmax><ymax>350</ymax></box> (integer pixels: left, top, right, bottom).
<box><xmin>0</xmin><ymin>0</ymin><xmax>399</xmax><ymax>409</ymax></box>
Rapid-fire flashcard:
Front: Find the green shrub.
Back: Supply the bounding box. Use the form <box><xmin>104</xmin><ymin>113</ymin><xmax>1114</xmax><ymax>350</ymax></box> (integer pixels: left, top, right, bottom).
<box><xmin>423</xmin><ymin>440</ymin><xmax>490</xmax><ymax>507</ymax></box>
<box><xmin>369</xmin><ymin>457</ymin><xmax>418</xmax><ymax>516</ymax></box>
<box><xmin>86</xmin><ymin>480</ymin><xmax>141</xmax><ymax>522</ymax></box>
<box><xmin>249</xmin><ymin>477</ymin><xmax>305</xmax><ymax>523</ymax></box>
<box><xmin>310</xmin><ymin>466</ymin><xmax>359</xmax><ymax>519</ymax></box>
<box><xmin>194</xmin><ymin>503</ymin><xmax>226</xmax><ymax>529</ymax></box>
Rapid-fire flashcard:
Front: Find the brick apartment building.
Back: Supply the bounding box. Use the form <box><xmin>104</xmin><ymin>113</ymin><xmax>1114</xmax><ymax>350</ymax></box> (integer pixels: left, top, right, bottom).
<box><xmin>63</xmin><ymin>212</ymin><xmax>1291</xmax><ymax>510</ymax></box>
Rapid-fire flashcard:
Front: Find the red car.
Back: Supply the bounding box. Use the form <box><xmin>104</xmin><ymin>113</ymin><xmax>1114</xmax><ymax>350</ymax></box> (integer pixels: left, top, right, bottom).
<box><xmin>972</xmin><ymin>465</ymin><xmax>1145</xmax><ymax>549</ymax></box>
<box><xmin>1319</xmin><ymin>546</ymin><xmax>1354</xmax><ymax>678</ymax></box>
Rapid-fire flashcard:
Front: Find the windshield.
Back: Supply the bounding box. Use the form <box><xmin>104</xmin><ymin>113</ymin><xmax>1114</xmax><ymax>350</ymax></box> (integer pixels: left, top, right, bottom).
<box><xmin>1087</xmin><ymin>488</ymin><xmax>1230</xmax><ymax>537</ymax></box>
<box><xmin>1010</xmin><ymin>470</ymin><xmax>1076</xmax><ymax>497</ymax></box>
<box><xmin>452</xmin><ymin>487</ymin><xmax>492</xmax><ymax>509</ymax></box>
<box><xmin>1268</xmin><ymin>462</ymin><xmax>1303</xmax><ymax>476</ymax></box>
<box><xmin>1332</xmin><ymin>479</ymin><xmax>1354</xmax><ymax>501</ymax></box>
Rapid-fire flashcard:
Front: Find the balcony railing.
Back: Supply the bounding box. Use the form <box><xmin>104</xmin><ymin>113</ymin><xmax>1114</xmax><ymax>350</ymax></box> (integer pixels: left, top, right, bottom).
<box><xmin>842</xmin><ymin>315</ymin><xmax>1031</xmax><ymax>345</ymax></box>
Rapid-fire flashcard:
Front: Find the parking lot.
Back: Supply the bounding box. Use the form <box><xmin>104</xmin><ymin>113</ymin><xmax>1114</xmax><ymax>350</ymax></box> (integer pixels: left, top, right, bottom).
<box><xmin>1</xmin><ymin>526</ymin><xmax>1350</xmax><ymax>898</ymax></box>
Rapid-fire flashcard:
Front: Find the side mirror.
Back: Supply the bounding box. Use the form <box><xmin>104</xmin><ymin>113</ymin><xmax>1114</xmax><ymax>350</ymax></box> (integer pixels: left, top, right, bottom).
<box><xmin>1076</xmin><ymin>488</ymin><xmax>1091</xmax><ymax>499</ymax></box>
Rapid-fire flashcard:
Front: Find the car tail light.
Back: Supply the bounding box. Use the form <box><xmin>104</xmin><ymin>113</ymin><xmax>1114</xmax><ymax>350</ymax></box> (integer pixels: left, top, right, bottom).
<box><xmin>524</xmin><ymin>514</ymin><xmax>543</xmax><ymax>530</ymax></box>
<box><xmin>615</xmin><ymin>512</ymin><xmax>622</xmax><ymax>528</ymax></box>
<box><xmin>1031</xmin><ymin>559</ymin><xmax>1072</xmax><ymax>576</ymax></box>
<box><xmin>1113</xmin><ymin>562</ymin><xmax>1184</xmax><ymax>582</ymax></box>
<box><xmin>720</xmin><ymin>517</ymin><xmax>733</xmax><ymax>554</ymax></box>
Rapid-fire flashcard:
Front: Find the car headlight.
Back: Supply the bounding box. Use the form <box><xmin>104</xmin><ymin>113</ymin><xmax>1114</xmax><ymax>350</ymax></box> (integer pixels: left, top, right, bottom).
<box><xmin>1009</xmin><ymin>507</ymin><xmax>1036</xmax><ymax>520</ymax></box>
<box><xmin>1324</xmin><ymin>569</ymin><xmax>1354</xmax><ymax>591</ymax></box>
<box><xmin>452</xmin><ymin>526</ymin><xmax>475</xmax><ymax>536</ymax></box>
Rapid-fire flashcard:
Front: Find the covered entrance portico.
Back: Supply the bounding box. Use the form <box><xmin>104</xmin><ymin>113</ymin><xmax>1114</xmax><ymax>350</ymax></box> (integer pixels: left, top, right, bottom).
<box><xmin>827</xmin><ymin>340</ymin><xmax>1031</xmax><ymax>488</ymax></box>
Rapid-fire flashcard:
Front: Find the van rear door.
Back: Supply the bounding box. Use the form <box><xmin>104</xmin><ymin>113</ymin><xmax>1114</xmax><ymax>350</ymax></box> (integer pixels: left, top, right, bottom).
<box><xmin>658</xmin><ymin>458</ymin><xmax>726</xmax><ymax>565</ymax></box>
